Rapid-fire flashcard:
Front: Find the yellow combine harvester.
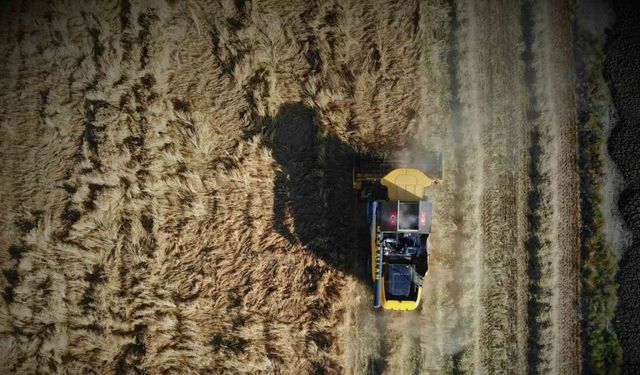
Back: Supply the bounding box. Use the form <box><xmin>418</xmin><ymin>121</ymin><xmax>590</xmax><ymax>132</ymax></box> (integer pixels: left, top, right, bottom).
<box><xmin>354</xmin><ymin>153</ymin><xmax>440</xmax><ymax>310</ymax></box>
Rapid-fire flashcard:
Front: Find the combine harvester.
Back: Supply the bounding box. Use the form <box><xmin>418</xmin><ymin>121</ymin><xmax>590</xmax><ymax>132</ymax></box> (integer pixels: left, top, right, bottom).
<box><xmin>353</xmin><ymin>152</ymin><xmax>441</xmax><ymax>310</ymax></box>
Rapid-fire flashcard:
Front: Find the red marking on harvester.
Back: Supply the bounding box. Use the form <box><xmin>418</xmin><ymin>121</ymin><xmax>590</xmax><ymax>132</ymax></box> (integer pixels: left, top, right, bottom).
<box><xmin>389</xmin><ymin>213</ymin><xmax>397</xmax><ymax>225</ymax></box>
<box><xmin>420</xmin><ymin>211</ymin><xmax>427</xmax><ymax>226</ymax></box>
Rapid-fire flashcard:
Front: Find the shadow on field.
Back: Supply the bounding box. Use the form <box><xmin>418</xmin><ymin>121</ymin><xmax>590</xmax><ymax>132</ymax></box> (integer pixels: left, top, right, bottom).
<box><xmin>265</xmin><ymin>102</ymin><xmax>372</xmax><ymax>289</ymax></box>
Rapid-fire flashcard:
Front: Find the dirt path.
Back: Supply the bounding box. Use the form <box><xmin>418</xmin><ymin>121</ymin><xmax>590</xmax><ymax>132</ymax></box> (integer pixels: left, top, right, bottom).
<box><xmin>542</xmin><ymin>2</ymin><xmax>581</xmax><ymax>374</ymax></box>
<box><xmin>455</xmin><ymin>1</ymin><xmax>529</xmax><ymax>374</ymax></box>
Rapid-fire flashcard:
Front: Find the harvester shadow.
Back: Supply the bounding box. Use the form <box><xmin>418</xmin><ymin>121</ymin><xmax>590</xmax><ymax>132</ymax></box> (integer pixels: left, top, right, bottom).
<box><xmin>265</xmin><ymin>102</ymin><xmax>373</xmax><ymax>290</ymax></box>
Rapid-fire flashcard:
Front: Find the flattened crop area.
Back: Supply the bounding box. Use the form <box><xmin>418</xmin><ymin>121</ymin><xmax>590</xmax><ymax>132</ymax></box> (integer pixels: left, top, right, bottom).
<box><xmin>397</xmin><ymin>1</ymin><xmax>582</xmax><ymax>374</ymax></box>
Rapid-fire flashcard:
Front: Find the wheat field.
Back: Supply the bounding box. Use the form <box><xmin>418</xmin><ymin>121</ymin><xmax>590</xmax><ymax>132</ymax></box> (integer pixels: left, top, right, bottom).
<box><xmin>0</xmin><ymin>0</ymin><xmax>627</xmax><ymax>374</ymax></box>
<box><xmin>0</xmin><ymin>0</ymin><xmax>433</xmax><ymax>373</ymax></box>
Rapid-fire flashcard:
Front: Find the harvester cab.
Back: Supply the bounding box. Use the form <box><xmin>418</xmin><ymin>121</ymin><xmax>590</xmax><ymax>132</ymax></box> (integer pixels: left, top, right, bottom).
<box><xmin>354</xmin><ymin>153</ymin><xmax>440</xmax><ymax>310</ymax></box>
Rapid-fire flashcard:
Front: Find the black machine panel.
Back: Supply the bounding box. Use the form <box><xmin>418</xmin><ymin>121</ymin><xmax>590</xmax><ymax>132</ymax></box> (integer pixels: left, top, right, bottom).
<box><xmin>378</xmin><ymin>200</ymin><xmax>432</xmax><ymax>233</ymax></box>
<box><xmin>379</xmin><ymin>201</ymin><xmax>398</xmax><ymax>231</ymax></box>
<box><xmin>398</xmin><ymin>202</ymin><xmax>419</xmax><ymax>231</ymax></box>
<box><xmin>385</xmin><ymin>264</ymin><xmax>414</xmax><ymax>299</ymax></box>
<box><xmin>418</xmin><ymin>199</ymin><xmax>432</xmax><ymax>233</ymax></box>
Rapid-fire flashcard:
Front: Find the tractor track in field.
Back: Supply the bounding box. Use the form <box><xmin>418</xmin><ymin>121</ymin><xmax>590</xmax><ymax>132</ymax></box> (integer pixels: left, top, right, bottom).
<box><xmin>461</xmin><ymin>1</ymin><xmax>527</xmax><ymax>373</ymax></box>
<box><xmin>418</xmin><ymin>1</ymin><xmax>581</xmax><ymax>374</ymax></box>
<box><xmin>520</xmin><ymin>1</ymin><xmax>548</xmax><ymax>374</ymax></box>
<box><xmin>534</xmin><ymin>2</ymin><xmax>581</xmax><ymax>373</ymax></box>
